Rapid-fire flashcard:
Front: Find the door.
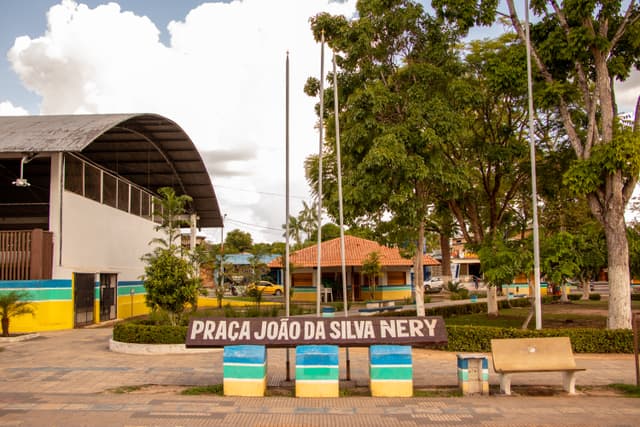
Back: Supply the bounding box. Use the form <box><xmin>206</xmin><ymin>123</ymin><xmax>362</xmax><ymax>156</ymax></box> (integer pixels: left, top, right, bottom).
<box><xmin>74</xmin><ymin>273</ymin><xmax>95</xmax><ymax>327</ymax></box>
<box><xmin>99</xmin><ymin>273</ymin><xmax>117</xmax><ymax>321</ymax></box>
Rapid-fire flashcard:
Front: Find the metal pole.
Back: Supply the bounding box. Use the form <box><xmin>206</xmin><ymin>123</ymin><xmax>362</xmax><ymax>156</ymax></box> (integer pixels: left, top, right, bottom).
<box><xmin>316</xmin><ymin>31</ymin><xmax>325</xmax><ymax>317</ymax></box>
<box><xmin>220</xmin><ymin>214</ymin><xmax>226</xmax><ymax>290</ymax></box>
<box><xmin>285</xmin><ymin>51</ymin><xmax>291</xmax><ymax>382</ymax></box>
<box><xmin>333</xmin><ymin>52</ymin><xmax>351</xmax><ymax>380</ymax></box>
<box><xmin>525</xmin><ymin>0</ymin><xmax>542</xmax><ymax>329</ymax></box>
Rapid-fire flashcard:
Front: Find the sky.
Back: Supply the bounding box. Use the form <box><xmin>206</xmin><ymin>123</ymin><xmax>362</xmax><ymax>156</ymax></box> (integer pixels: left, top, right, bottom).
<box><xmin>0</xmin><ymin>1</ymin><xmax>638</xmax><ymax>244</ymax></box>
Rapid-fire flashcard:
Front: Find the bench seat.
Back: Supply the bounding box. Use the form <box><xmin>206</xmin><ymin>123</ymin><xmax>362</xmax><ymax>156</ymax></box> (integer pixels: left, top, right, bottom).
<box><xmin>491</xmin><ymin>337</ymin><xmax>586</xmax><ymax>395</ymax></box>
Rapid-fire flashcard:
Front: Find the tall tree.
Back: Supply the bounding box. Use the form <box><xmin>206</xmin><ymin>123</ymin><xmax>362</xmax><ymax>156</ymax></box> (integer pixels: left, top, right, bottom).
<box><xmin>434</xmin><ymin>0</ymin><xmax>640</xmax><ymax>329</ymax></box>
<box><xmin>306</xmin><ymin>0</ymin><xmax>464</xmax><ymax>316</ymax></box>
<box><xmin>224</xmin><ymin>229</ymin><xmax>253</xmax><ymax>253</ymax></box>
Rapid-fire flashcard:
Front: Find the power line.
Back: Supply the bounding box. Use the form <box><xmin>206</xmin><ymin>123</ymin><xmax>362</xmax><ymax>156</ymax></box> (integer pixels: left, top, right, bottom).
<box><xmin>216</xmin><ymin>185</ymin><xmax>307</xmax><ymax>200</ymax></box>
<box><xmin>225</xmin><ymin>217</ymin><xmax>285</xmax><ymax>234</ymax></box>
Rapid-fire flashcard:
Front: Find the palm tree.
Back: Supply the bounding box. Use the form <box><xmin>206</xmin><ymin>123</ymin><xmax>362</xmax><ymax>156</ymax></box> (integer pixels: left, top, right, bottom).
<box><xmin>282</xmin><ymin>215</ymin><xmax>303</xmax><ymax>247</ymax></box>
<box><xmin>0</xmin><ymin>291</ymin><xmax>35</xmax><ymax>337</ymax></box>
<box><xmin>299</xmin><ymin>200</ymin><xmax>319</xmax><ymax>243</ymax></box>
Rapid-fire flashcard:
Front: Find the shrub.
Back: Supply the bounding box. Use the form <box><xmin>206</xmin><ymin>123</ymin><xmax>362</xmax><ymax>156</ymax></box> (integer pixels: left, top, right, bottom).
<box><xmin>443</xmin><ymin>325</ymin><xmax>633</xmax><ymax>353</ymax></box>
<box><xmin>568</xmin><ymin>294</ymin><xmax>581</xmax><ymax>301</ymax></box>
<box><xmin>631</xmin><ymin>293</ymin><xmax>640</xmax><ymax>301</ymax></box>
<box><xmin>589</xmin><ymin>293</ymin><xmax>601</xmax><ymax>301</ymax></box>
<box><xmin>113</xmin><ymin>322</ymin><xmax>187</xmax><ymax>344</ymax></box>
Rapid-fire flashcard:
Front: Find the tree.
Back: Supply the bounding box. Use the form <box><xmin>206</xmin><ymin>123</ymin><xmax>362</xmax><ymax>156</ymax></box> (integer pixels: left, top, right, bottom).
<box><xmin>540</xmin><ymin>232</ymin><xmax>580</xmax><ymax>303</ymax></box>
<box><xmin>224</xmin><ymin>229</ymin><xmax>253</xmax><ymax>253</ymax></box>
<box><xmin>433</xmin><ymin>0</ymin><xmax>640</xmax><ymax>329</ymax></box>
<box><xmin>362</xmin><ymin>251</ymin><xmax>383</xmax><ymax>300</ymax></box>
<box><xmin>478</xmin><ymin>237</ymin><xmax>532</xmax><ymax>316</ymax></box>
<box><xmin>307</xmin><ymin>0</ymin><xmax>464</xmax><ymax>316</ymax></box>
<box><xmin>141</xmin><ymin>187</ymin><xmax>202</xmax><ymax>326</ymax></box>
<box><xmin>0</xmin><ymin>291</ymin><xmax>35</xmax><ymax>337</ymax></box>
<box><xmin>282</xmin><ymin>215</ymin><xmax>303</xmax><ymax>247</ymax></box>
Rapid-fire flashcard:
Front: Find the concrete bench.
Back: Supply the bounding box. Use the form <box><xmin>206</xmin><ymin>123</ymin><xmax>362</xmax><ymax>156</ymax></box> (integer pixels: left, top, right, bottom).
<box><xmin>491</xmin><ymin>337</ymin><xmax>585</xmax><ymax>395</ymax></box>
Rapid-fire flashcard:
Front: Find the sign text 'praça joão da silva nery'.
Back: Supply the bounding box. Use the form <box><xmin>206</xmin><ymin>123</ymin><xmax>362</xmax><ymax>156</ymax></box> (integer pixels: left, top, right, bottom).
<box><xmin>185</xmin><ymin>316</ymin><xmax>447</xmax><ymax>347</ymax></box>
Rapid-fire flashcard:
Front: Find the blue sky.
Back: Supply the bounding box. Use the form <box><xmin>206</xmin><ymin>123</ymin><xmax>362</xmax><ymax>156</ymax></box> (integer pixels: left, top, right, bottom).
<box><xmin>0</xmin><ymin>0</ymin><xmax>211</xmax><ymax>113</ymax></box>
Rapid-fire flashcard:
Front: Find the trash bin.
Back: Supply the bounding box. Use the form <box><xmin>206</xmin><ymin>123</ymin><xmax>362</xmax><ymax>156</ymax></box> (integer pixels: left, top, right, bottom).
<box><xmin>456</xmin><ymin>354</ymin><xmax>489</xmax><ymax>395</ymax></box>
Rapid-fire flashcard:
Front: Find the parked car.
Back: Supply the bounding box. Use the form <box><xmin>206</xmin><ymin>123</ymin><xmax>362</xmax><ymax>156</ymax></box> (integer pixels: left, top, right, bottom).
<box><xmin>247</xmin><ymin>281</ymin><xmax>284</xmax><ymax>296</ymax></box>
<box><xmin>424</xmin><ymin>277</ymin><xmax>443</xmax><ymax>293</ymax></box>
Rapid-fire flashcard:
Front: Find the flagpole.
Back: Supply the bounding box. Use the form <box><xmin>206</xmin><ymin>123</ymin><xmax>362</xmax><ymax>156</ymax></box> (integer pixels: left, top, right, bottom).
<box><xmin>333</xmin><ymin>52</ymin><xmax>351</xmax><ymax>380</ymax></box>
<box><xmin>285</xmin><ymin>50</ymin><xmax>291</xmax><ymax>381</ymax></box>
<box><xmin>316</xmin><ymin>31</ymin><xmax>325</xmax><ymax>317</ymax></box>
<box><xmin>525</xmin><ymin>0</ymin><xmax>542</xmax><ymax>329</ymax></box>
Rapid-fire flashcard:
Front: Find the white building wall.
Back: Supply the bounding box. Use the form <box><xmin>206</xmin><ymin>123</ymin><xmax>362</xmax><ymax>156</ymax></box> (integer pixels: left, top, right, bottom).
<box><xmin>55</xmin><ymin>191</ymin><xmax>158</xmax><ymax>281</ymax></box>
<box><xmin>48</xmin><ymin>154</ymin><xmax>159</xmax><ymax>281</ymax></box>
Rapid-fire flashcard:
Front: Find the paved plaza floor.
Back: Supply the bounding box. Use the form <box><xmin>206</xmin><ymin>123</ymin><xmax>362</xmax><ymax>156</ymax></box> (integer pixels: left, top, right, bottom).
<box><xmin>1</xmin><ymin>327</ymin><xmax>639</xmax><ymax>426</ymax></box>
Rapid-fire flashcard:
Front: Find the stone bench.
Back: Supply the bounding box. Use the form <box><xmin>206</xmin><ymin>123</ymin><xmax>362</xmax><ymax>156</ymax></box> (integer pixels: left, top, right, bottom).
<box><xmin>490</xmin><ymin>337</ymin><xmax>586</xmax><ymax>395</ymax></box>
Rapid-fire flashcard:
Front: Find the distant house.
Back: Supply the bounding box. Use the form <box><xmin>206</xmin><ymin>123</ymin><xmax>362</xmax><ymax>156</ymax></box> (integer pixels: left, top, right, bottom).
<box><xmin>269</xmin><ymin>235</ymin><xmax>439</xmax><ymax>302</ymax></box>
<box><xmin>0</xmin><ymin>114</ymin><xmax>222</xmax><ymax>332</ymax></box>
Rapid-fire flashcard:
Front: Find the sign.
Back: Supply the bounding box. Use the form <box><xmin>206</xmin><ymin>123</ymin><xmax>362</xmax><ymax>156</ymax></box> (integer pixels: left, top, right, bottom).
<box><xmin>185</xmin><ymin>316</ymin><xmax>447</xmax><ymax>348</ymax></box>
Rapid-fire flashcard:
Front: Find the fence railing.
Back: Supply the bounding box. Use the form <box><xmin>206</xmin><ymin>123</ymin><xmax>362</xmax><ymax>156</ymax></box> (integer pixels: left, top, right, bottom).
<box><xmin>0</xmin><ymin>229</ymin><xmax>53</xmax><ymax>281</ymax></box>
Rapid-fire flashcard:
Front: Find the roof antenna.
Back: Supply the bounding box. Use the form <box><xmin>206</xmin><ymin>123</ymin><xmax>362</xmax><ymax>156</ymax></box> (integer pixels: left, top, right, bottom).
<box><xmin>12</xmin><ymin>154</ymin><xmax>36</xmax><ymax>187</ymax></box>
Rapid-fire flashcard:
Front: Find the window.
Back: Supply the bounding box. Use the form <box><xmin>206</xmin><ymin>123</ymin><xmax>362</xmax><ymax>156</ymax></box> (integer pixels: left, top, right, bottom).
<box><xmin>130</xmin><ymin>187</ymin><xmax>141</xmax><ymax>216</ymax></box>
<box><xmin>117</xmin><ymin>180</ymin><xmax>129</xmax><ymax>212</ymax></box>
<box><xmin>102</xmin><ymin>173</ymin><xmax>117</xmax><ymax>208</ymax></box>
<box><xmin>84</xmin><ymin>163</ymin><xmax>101</xmax><ymax>202</ymax></box>
<box><xmin>64</xmin><ymin>155</ymin><xmax>83</xmax><ymax>195</ymax></box>
<box><xmin>141</xmin><ymin>191</ymin><xmax>150</xmax><ymax>219</ymax></box>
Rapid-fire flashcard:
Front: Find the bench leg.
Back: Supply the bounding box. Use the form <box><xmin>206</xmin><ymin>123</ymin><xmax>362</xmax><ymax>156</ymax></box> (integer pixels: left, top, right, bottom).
<box><xmin>562</xmin><ymin>372</ymin><xmax>577</xmax><ymax>394</ymax></box>
<box><xmin>499</xmin><ymin>373</ymin><xmax>512</xmax><ymax>395</ymax></box>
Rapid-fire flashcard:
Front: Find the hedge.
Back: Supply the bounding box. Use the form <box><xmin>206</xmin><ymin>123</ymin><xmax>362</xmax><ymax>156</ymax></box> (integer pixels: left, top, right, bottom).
<box><xmin>443</xmin><ymin>325</ymin><xmax>633</xmax><ymax>353</ymax></box>
<box><xmin>112</xmin><ymin>322</ymin><xmax>187</xmax><ymax>344</ymax></box>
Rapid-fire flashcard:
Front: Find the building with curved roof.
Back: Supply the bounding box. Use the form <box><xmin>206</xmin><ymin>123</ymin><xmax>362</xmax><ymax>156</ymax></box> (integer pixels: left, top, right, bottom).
<box><xmin>0</xmin><ymin>114</ymin><xmax>222</xmax><ymax>332</ymax></box>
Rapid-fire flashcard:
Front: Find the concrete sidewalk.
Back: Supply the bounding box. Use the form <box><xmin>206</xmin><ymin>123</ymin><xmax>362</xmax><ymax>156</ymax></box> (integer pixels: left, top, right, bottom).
<box><xmin>1</xmin><ymin>327</ymin><xmax>639</xmax><ymax>426</ymax></box>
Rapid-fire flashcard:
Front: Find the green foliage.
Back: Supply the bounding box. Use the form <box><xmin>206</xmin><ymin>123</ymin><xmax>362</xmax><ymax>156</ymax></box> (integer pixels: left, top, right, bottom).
<box><xmin>224</xmin><ymin>229</ymin><xmax>253</xmax><ymax>253</ymax></box>
<box><xmin>0</xmin><ymin>290</ymin><xmax>36</xmax><ymax>337</ymax></box>
<box><xmin>141</xmin><ymin>187</ymin><xmax>202</xmax><ymax>326</ymax></box>
<box><xmin>540</xmin><ymin>232</ymin><xmax>580</xmax><ymax>287</ymax></box>
<box><xmin>631</xmin><ymin>293</ymin><xmax>640</xmax><ymax>301</ymax></box>
<box><xmin>478</xmin><ymin>237</ymin><xmax>531</xmax><ymax>288</ymax></box>
<box><xmin>564</xmin><ymin>130</ymin><xmax>640</xmax><ymax>196</ymax></box>
<box><xmin>589</xmin><ymin>293</ymin><xmax>602</xmax><ymax>301</ymax></box>
<box><xmin>362</xmin><ymin>251</ymin><xmax>382</xmax><ymax>299</ymax></box>
<box><xmin>443</xmin><ymin>325</ymin><xmax>633</xmax><ymax>353</ymax></box>
<box><xmin>181</xmin><ymin>385</ymin><xmax>223</xmax><ymax>396</ymax></box>
<box><xmin>608</xmin><ymin>384</ymin><xmax>640</xmax><ymax>397</ymax></box>
<box><xmin>112</xmin><ymin>322</ymin><xmax>187</xmax><ymax>344</ymax></box>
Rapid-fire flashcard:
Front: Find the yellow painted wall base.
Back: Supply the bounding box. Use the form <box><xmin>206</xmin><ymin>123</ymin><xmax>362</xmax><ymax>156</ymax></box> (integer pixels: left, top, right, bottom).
<box><xmin>296</xmin><ymin>380</ymin><xmax>339</xmax><ymax>397</ymax></box>
<box><xmin>7</xmin><ymin>300</ymin><xmax>73</xmax><ymax>333</ymax></box>
<box><xmin>370</xmin><ymin>380</ymin><xmax>413</xmax><ymax>397</ymax></box>
<box><xmin>460</xmin><ymin>382</ymin><xmax>490</xmax><ymax>395</ymax></box>
<box><xmin>223</xmin><ymin>378</ymin><xmax>266</xmax><ymax>397</ymax></box>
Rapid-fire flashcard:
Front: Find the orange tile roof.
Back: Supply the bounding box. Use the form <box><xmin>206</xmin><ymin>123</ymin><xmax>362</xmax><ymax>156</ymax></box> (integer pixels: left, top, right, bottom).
<box><xmin>269</xmin><ymin>235</ymin><xmax>439</xmax><ymax>268</ymax></box>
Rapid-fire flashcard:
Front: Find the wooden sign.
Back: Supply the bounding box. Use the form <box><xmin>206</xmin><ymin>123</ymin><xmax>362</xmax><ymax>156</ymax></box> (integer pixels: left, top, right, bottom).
<box><xmin>185</xmin><ymin>316</ymin><xmax>448</xmax><ymax>348</ymax></box>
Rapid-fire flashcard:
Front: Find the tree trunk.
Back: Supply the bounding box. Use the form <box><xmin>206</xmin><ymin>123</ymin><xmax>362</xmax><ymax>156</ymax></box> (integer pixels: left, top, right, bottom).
<box><xmin>603</xmin><ymin>197</ymin><xmax>632</xmax><ymax>329</ymax></box>
<box><xmin>415</xmin><ymin>221</ymin><xmax>426</xmax><ymax>317</ymax></box>
<box><xmin>559</xmin><ymin>282</ymin><xmax>569</xmax><ymax>303</ymax></box>
<box><xmin>487</xmin><ymin>285</ymin><xmax>498</xmax><ymax>317</ymax></box>
<box><xmin>439</xmin><ymin>233</ymin><xmax>451</xmax><ymax>284</ymax></box>
<box><xmin>580</xmin><ymin>279</ymin><xmax>591</xmax><ymax>300</ymax></box>
<box><xmin>1</xmin><ymin>317</ymin><xmax>8</xmax><ymax>337</ymax></box>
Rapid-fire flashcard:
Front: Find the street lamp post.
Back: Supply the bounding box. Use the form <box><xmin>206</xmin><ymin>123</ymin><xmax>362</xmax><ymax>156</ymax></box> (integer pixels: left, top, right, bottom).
<box><xmin>220</xmin><ymin>214</ymin><xmax>226</xmax><ymax>290</ymax></box>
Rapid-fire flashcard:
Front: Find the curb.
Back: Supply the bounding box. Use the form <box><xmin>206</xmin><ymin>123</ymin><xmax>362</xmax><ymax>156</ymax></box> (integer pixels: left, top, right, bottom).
<box><xmin>0</xmin><ymin>333</ymin><xmax>40</xmax><ymax>343</ymax></box>
<box><xmin>108</xmin><ymin>338</ymin><xmax>222</xmax><ymax>355</ymax></box>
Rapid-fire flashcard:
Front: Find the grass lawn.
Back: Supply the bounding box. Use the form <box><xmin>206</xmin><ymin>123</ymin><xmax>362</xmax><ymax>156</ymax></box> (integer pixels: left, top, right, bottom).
<box><xmin>444</xmin><ymin>299</ymin><xmax>640</xmax><ymax>329</ymax></box>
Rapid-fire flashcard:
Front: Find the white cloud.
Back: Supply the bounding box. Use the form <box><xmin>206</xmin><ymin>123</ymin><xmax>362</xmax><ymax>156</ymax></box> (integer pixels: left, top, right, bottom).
<box><xmin>615</xmin><ymin>69</ymin><xmax>639</xmax><ymax>115</ymax></box>
<box><xmin>7</xmin><ymin>0</ymin><xmax>357</xmax><ymax>242</ymax></box>
<box><xmin>0</xmin><ymin>100</ymin><xmax>29</xmax><ymax>116</ymax></box>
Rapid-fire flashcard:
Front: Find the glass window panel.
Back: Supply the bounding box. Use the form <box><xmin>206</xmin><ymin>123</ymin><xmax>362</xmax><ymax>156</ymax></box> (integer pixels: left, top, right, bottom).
<box><xmin>64</xmin><ymin>155</ymin><xmax>83</xmax><ymax>195</ymax></box>
<box><xmin>84</xmin><ymin>163</ymin><xmax>101</xmax><ymax>202</ymax></box>
<box><xmin>130</xmin><ymin>187</ymin><xmax>141</xmax><ymax>216</ymax></box>
<box><xmin>141</xmin><ymin>191</ymin><xmax>150</xmax><ymax>219</ymax></box>
<box><xmin>102</xmin><ymin>173</ymin><xmax>117</xmax><ymax>208</ymax></box>
<box><xmin>117</xmin><ymin>180</ymin><xmax>129</xmax><ymax>212</ymax></box>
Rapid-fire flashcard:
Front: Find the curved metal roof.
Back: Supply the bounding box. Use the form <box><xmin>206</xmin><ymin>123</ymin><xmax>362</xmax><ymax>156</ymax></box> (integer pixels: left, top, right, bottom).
<box><xmin>0</xmin><ymin>113</ymin><xmax>222</xmax><ymax>228</ymax></box>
